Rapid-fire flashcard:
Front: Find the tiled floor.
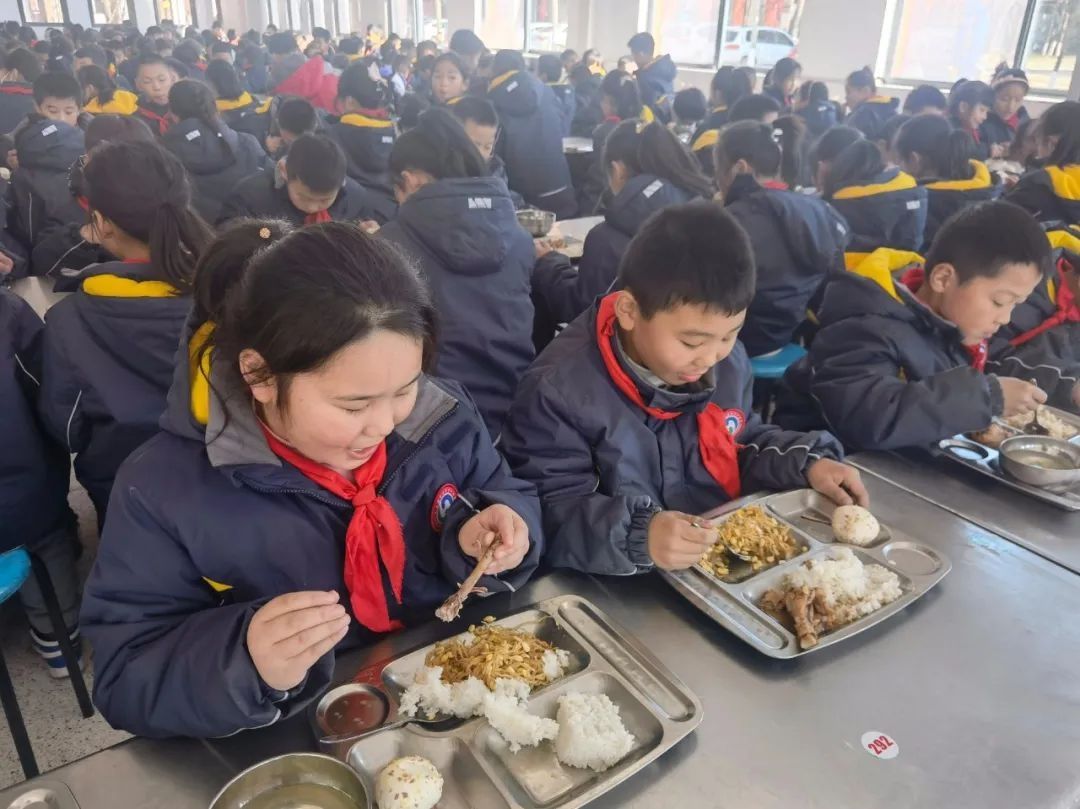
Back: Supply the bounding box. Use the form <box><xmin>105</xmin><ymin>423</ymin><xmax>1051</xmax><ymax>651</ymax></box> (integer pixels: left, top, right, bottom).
<box><xmin>0</xmin><ymin>486</ymin><xmax>131</xmax><ymax>790</ymax></box>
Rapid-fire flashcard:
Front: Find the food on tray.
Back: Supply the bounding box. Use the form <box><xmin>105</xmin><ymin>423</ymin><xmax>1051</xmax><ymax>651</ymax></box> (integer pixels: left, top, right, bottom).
<box><xmin>831</xmin><ymin>505</ymin><xmax>880</xmax><ymax>547</ymax></box>
<box><xmin>700</xmin><ymin>505</ymin><xmax>804</xmax><ymax>577</ymax></box>
<box><xmin>969</xmin><ymin>422</ymin><xmax>1014</xmax><ymax>448</ymax></box>
<box><xmin>1007</xmin><ymin>407</ymin><xmax>1079</xmax><ymax>441</ymax></box>
<box><xmin>482</xmin><ymin>678</ymin><xmax>559</xmax><ymax>753</ymax></box>
<box><xmin>375</xmin><ymin>756</ymin><xmax>443</xmax><ymax>809</ymax></box>
<box><xmin>555</xmin><ymin>692</ymin><xmax>635</xmax><ymax>772</ymax></box>
<box><xmin>759</xmin><ymin>548</ymin><xmax>902</xmax><ymax>650</ymax></box>
<box><xmin>435</xmin><ymin>537</ymin><xmax>503</xmax><ymax>622</ymax></box>
<box><xmin>425</xmin><ymin>622</ymin><xmax>570</xmax><ymax>689</ymax></box>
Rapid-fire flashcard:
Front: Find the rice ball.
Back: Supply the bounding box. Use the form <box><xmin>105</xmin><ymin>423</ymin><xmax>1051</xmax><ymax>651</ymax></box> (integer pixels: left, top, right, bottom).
<box><xmin>555</xmin><ymin>692</ymin><xmax>635</xmax><ymax>772</ymax></box>
<box><xmin>374</xmin><ymin>756</ymin><xmax>442</xmax><ymax>809</ymax></box>
<box><xmin>831</xmin><ymin>505</ymin><xmax>880</xmax><ymax>547</ymax></box>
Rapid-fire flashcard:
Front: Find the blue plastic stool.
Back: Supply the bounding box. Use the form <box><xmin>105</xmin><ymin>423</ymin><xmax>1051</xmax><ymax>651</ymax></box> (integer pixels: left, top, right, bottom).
<box><xmin>0</xmin><ymin>547</ymin><xmax>94</xmax><ymax>779</ymax></box>
<box><xmin>750</xmin><ymin>343</ymin><xmax>807</xmax><ymax>380</ymax></box>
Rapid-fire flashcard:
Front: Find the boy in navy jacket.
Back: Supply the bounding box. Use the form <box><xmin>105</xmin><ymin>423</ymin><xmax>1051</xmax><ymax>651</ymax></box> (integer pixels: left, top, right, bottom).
<box><xmin>502</xmin><ymin>202</ymin><xmax>865</xmax><ymax>575</ymax></box>
<box><xmin>778</xmin><ymin>202</ymin><xmax>1078</xmax><ymax>449</ymax></box>
<box><xmin>629</xmin><ymin>32</ymin><xmax>676</xmax><ymax>123</ymax></box>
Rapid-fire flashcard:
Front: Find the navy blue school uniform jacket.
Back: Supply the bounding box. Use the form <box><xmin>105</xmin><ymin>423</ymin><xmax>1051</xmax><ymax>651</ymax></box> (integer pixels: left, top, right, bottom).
<box><xmin>570</xmin><ymin>75</ymin><xmax>603</xmax><ymax>138</ymax></box>
<box><xmin>635</xmin><ymin>55</ymin><xmax>677</xmax><ymax>121</ymax></box>
<box><xmin>763</xmin><ymin>84</ymin><xmax>792</xmax><ymax>112</ymax></box>
<box><xmin>490</xmin><ymin>154</ymin><xmax>526</xmax><ymax>209</ymax></box>
<box><xmin>1007</xmin><ymin>164</ymin><xmax>1080</xmax><ymax>226</ymax></box>
<box><xmin>827</xmin><ymin>167</ymin><xmax>927</xmax><ymax>253</ymax></box>
<box><xmin>920</xmin><ymin>160</ymin><xmax>1002</xmax><ymax>251</ymax></box>
<box><xmin>488</xmin><ymin>70</ymin><xmax>575</xmax><ymax>219</ymax></box>
<box><xmin>845</xmin><ymin>96</ymin><xmax>899</xmax><ymax>141</ymax></box>
<box><xmin>161</xmin><ymin>119</ymin><xmax>267</xmax><ymax>224</ymax></box>
<box><xmin>0</xmin><ymin>290</ymin><xmax>72</xmax><ymax>552</ymax></box>
<box><xmin>39</xmin><ymin>260</ymin><xmax>190</xmax><ymax>517</ymax></box>
<box><xmin>7</xmin><ymin>119</ymin><xmax>86</xmax><ymax>249</ymax></box>
<box><xmin>533</xmin><ymin>174</ymin><xmax>698</xmax><ymax>327</ymax></box>
<box><xmin>217</xmin><ymin>164</ymin><xmax>388</xmax><ymax>227</ymax></box>
<box><xmin>500</xmin><ymin>297</ymin><xmax>843</xmax><ymax>576</ymax></box>
<box><xmin>547</xmin><ymin>82</ymin><xmax>576</xmax><ymax>136</ymax></box>
<box><xmin>0</xmin><ymin>82</ymin><xmax>35</xmax><ymax>135</ymax></box>
<box><xmin>79</xmin><ymin>327</ymin><xmax>543</xmax><ymax>738</ymax></box>
<box><xmin>777</xmin><ymin>250</ymin><xmax>1078</xmax><ymax>450</ymax></box>
<box><xmin>328</xmin><ymin>111</ymin><xmax>398</xmax><ymax>221</ymax></box>
<box><xmin>216</xmin><ymin>92</ymin><xmax>262</xmax><ymax>130</ymax></box>
<box><xmin>690</xmin><ymin>106</ymin><xmax>728</xmax><ymax>172</ymax></box>
<box><xmin>576</xmin><ymin>118</ymin><xmax>620</xmax><ymax>217</ymax></box>
<box><xmin>379</xmin><ymin>176</ymin><xmax>536</xmax><ymax>438</ymax></box>
<box><xmin>979</xmin><ymin>108</ymin><xmax>1029</xmax><ymax>152</ymax></box>
<box><xmin>797</xmin><ymin>100</ymin><xmax>840</xmax><ymax>138</ymax></box>
<box><xmin>723</xmin><ymin>174</ymin><xmax>850</xmax><ymax>357</ymax></box>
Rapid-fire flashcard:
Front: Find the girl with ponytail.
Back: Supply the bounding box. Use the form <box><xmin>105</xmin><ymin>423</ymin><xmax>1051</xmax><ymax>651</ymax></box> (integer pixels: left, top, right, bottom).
<box><xmin>80</xmin><ymin>219</ymin><xmax>542</xmax><ymax>739</ymax></box>
<box><xmin>1006</xmin><ymin>100</ymin><xmax>1080</xmax><ymax>225</ymax></box>
<box><xmin>895</xmin><ymin>113</ymin><xmax>1000</xmax><ymax>250</ymax></box>
<box><xmin>578</xmin><ymin>69</ymin><xmax>646</xmax><ymax>214</ymax></box>
<box><xmin>535</xmin><ymin>120</ymin><xmax>712</xmax><ymax>340</ymax></box>
<box><xmin>40</xmin><ymin>140</ymin><xmax>213</xmax><ymax>523</ymax></box>
<box><xmin>714</xmin><ymin>121</ymin><xmax>851</xmax><ymax>356</ymax></box>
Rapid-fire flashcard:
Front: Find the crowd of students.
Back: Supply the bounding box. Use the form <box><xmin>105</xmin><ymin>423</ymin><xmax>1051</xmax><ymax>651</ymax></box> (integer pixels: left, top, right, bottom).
<box><xmin>0</xmin><ymin>18</ymin><xmax>1077</xmax><ymax>739</ymax></box>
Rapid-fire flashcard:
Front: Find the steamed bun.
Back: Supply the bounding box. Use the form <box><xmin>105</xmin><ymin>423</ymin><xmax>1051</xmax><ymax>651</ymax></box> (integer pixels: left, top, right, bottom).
<box><xmin>831</xmin><ymin>505</ymin><xmax>880</xmax><ymax>547</ymax></box>
<box><xmin>375</xmin><ymin>756</ymin><xmax>443</xmax><ymax>809</ymax></box>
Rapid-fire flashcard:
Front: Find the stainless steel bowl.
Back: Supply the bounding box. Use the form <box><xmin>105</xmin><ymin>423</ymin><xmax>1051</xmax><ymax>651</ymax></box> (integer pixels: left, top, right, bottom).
<box><xmin>516</xmin><ymin>208</ymin><xmax>556</xmax><ymax>237</ymax></box>
<box><xmin>999</xmin><ymin>435</ymin><xmax>1080</xmax><ymax>491</ymax></box>
<box><xmin>208</xmin><ymin>753</ymin><xmax>366</xmax><ymax>809</ymax></box>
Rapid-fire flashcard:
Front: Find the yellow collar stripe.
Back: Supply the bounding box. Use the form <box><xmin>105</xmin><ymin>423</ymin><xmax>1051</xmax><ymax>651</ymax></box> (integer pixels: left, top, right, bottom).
<box><xmin>831</xmin><ymin>171</ymin><xmax>918</xmax><ymax>200</ymax></box>
<box><xmin>189</xmin><ymin>320</ymin><xmax>215</xmax><ymax>427</ymax></box>
<box><xmin>82</xmin><ymin>273</ymin><xmax>179</xmax><ymax>298</ymax></box>
<box><xmin>255</xmin><ymin>98</ymin><xmax>273</xmax><ymax>114</ymax></box>
<box><xmin>692</xmin><ymin>128</ymin><xmax>719</xmax><ymax>153</ymax></box>
<box><xmin>845</xmin><ymin>248</ymin><xmax>925</xmax><ymax>303</ymax></box>
<box><xmin>1047</xmin><ymin>227</ymin><xmax>1080</xmax><ymax>255</ymax></box>
<box><xmin>84</xmin><ymin>89</ymin><xmax>138</xmax><ymax>115</ymax></box>
<box><xmin>488</xmin><ymin>70</ymin><xmax>518</xmax><ymax>92</ymax></box>
<box><xmin>203</xmin><ymin>577</ymin><xmax>233</xmax><ymax>592</ymax></box>
<box><xmin>641</xmin><ymin>105</ymin><xmax>655</xmax><ymax>124</ymax></box>
<box><xmin>216</xmin><ymin>92</ymin><xmax>254</xmax><ymax>112</ymax></box>
<box><xmin>926</xmin><ymin>160</ymin><xmax>991</xmax><ymax>192</ymax></box>
<box><xmin>1045</xmin><ymin>165</ymin><xmax>1080</xmax><ymax>202</ymax></box>
<box><xmin>340</xmin><ymin>112</ymin><xmax>393</xmax><ymax>129</ymax></box>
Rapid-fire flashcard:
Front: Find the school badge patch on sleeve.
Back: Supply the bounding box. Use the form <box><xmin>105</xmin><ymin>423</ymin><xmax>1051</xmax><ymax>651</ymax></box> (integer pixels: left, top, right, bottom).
<box><xmin>430</xmin><ymin>483</ymin><xmax>460</xmax><ymax>532</ymax></box>
<box><xmin>722</xmin><ymin>408</ymin><xmax>746</xmax><ymax>436</ymax></box>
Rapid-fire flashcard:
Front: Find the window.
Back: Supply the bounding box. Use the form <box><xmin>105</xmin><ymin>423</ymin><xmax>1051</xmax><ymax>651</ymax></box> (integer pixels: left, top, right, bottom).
<box><xmin>1020</xmin><ymin>0</ymin><xmax>1080</xmax><ymax>91</ymax></box>
<box><xmin>650</xmin><ymin>0</ymin><xmax>724</xmax><ymax>67</ymax></box>
<box><xmin>91</xmin><ymin>0</ymin><xmax>132</xmax><ymax>25</ymax></box>
<box><xmin>477</xmin><ymin>0</ymin><xmax>526</xmax><ymax>50</ymax></box>
<box><xmin>22</xmin><ymin>0</ymin><xmax>65</xmax><ymax>23</ymax></box>
<box><xmin>157</xmin><ymin>0</ymin><xmax>194</xmax><ymax>27</ymax></box>
<box><xmin>388</xmin><ymin>0</ymin><xmax>417</xmax><ymax>40</ymax></box>
<box><xmin>719</xmin><ymin>0</ymin><xmax>805</xmax><ymax>69</ymax></box>
<box><xmin>422</xmin><ymin>0</ymin><xmax>448</xmax><ymax>44</ymax></box>
<box><xmin>527</xmin><ymin>0</ymin><xmax>568</xmax><ymax>52</ymax></box>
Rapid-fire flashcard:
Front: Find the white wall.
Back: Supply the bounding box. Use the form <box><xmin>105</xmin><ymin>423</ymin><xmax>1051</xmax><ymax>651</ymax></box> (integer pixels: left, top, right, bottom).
<box><xmin>798</xmin><ymin>0</ymin><xmax>889</xmax><ymax>82</ymax></box>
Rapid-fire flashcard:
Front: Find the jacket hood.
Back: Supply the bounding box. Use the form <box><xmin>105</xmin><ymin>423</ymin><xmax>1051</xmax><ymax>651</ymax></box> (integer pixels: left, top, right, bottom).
<box><xmin>163</xmin><ymin>119</ymin><xmax>244</xmax><ymax>175</ymax></box>
<box><xmin>488</xmin><ymin>70</ymin><xmax>541</xmax><ymax>117</ymax></box>
<box><xmin>1044</xmin><ymin>165</ymin><xmax>1080</xmax><ymax>202</ymax></box>
<box><xmin>332</xmin><ymin>113</ymin><xmax>395</xmax><ymax>174</ymax></box>
<box><xmin>15</xmin><ymin>119</ymin><xmax>84</xmax><ymax>172</ymax></box>
<box><xmin>817</xmin><ymin>249</ymin><xmax>935</xmax><ymax>330</ymax></box>
<box><xmin>606</xmin><ymin>173</ymin><xmax>695</xmax><ymax>236</ymax></box>
<box><xmin>864</xmin><ymin>95</ymin><xmax>899</xmax><ymax>114</ymax></box>
<box><xmin>395</xmin><ymin>176</ymin><xmax>519</xmax><ymax>277</ymax></box>
<box><xmin>831</xmin><ymin>166</ymin><xmax>918</xmax><ymax>200</ymax></box>
<box><xmin>923</xmin><ymin>159</ymin><xmax>998</xmax><ymax>193</ymax></box>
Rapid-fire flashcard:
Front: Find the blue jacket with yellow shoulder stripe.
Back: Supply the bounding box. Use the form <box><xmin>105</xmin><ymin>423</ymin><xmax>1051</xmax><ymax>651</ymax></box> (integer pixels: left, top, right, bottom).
<box><xmin>844</xmin><ymin>96</ymin><xmax>899</xmax><ymax>141</ymax></box>
<box><xmin>1006</xmin><ymin>164</ymin><xmax>1080</xmax><ymax>226</ymax></box>
<box><xmin>689</xmin><ymin>106</ymin><xmax>729</xmax><ymax>174</ymax></box>
<box><xmin>777</xmin><ymin>249</ymin><xmax>1077</xmax><ymax>449</ymax></box>
<box><xmin>79</xmin><ymin>317</ymin><xmax>543</xmax><ymax>738</ymax></box>
<box><xmin>920</xmin><ymin>160</ymin><xmax>1002</xmax><ymax>251</ymax></box>
<box><xmin>500</xmin><ymin>297</ymin><xmax>843</xmax><ymax>576</ymax></box>
<box><xmin>827</xmin><ymin>166</ymin><xmax>928</xmax><ymax>253</ymax></box>
<box><xmin>328</xmin><ymin>110</ymin><xmax>398</xmax><ymax>220</ymax></box>
<box><xmin>635</xmin><ymin>55</ymin><xmax>677</xmax><ymax>122</ymax></box>
<box><xmin>39</xmin><ymin>260</ymin><xmax>190</xmax><ymax>518</ymax></box>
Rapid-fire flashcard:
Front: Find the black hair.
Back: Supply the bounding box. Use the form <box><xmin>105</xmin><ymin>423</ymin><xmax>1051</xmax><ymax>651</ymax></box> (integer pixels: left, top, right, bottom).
<box><xmin>83</xmin><ymin>140</ymin><xmax>213</xmax><ymax>293</ymax></box>
<box><xmin>846</xmin><ymin>66</ymin><xmax>876</xmax><ymax>93</ymax></box>
<box><xmin>1008</xmin><ymin>117</ymin><xmax>1039</xmax><ymax>165</ymax></box>
<box><xmin>433</xmin><ymin>51</ymin><xmax>470</xmax><ymax>81</ymax></box>
<box><xmin>285</xmin><ymin>133</ymin><xmax>347</xmax><ymax>193</ymax></box>
<box><xmin>449</xmin><ymin>29</ymin><xmax>485</xmax><ymax>57</ymax></box>
<box><xmin>811</xmin><ymin>124</ymin><xmax>863</xmax><ymax>173</ymax></box>
<box><xmin>600</xmin><ymin>69</ymin><xmax>642</xmax><ymax>120</ymax></box>
<box><xmin>339</xmin><ymin>36</ymin><xmax>362</xmax><ymax>55</ymax></box>
<box><xmin>397</xmin><ymin>93</ymin><xmax>430</xmax><ymax>131</ymax></box>
<box><xmin>561</xmin><ymin>48</ymin><xmax>578</xmax><ymax>62</ymax></box>
<box><xmin>450</xmin><ymin>95</ymin><xmax>498</xmax><ymax>128</ymax></box>
<box><xmin>33</xmin><ymin>71</ymin><xmax>80</xmax><ymax>105</ymax></box>
<box><xmin>266</xmin><ymin>32</ymin><xmax>298</xmax><ymax>55</ymax></box>
<box><xmin>798</xmin><ymin>80</ymin><xmax>829</xmax><ymax>104</ymax></box>
<box><xmin>312</xmin><ymin>27</ymin><xmax>331</xmax><ymax>41</ymax></box>
<box><xmin>276</xmin><ymin>96</ymin><xmax>318</xmax><ymax>136</ymax></box>
<box><xmin>136</xmin><ymin>53</ymin><xmax>173</xmax><ymax>76</ymax></box>
<box><xmin>728</xmin><ymin>93</ymin><xmax>782</xmax><ymax>123</ymax></box>
<box><xmin>209</xmin><ymin>222</ymin><xmax>438</xmax><ymax>408</ymax></box>
<box><xmin>925</xmin><ymin>200</ymin><xmax>1049</xmax><ymax>283</ymax></box>
<box><xmin>604</xmin><ymin>120</ymin><xmax>713</xmax><ymax>199</ymax></box>
<box><xmin>6</xmin><ymin>48</ymin><xmax>41</xmax><ymax>82</ymax></box>
<box><xmin>673</xmin><ymin>87</ymin><xmax>707</xmax><ymax>123</ymax></box>
<box><xmin>84</xmin><ymin>113</ymin><xmax>155</xmax><ymax>150</ymax></box>
<box><xmin>74</xmin><ymin>43</ymin><xmax>108</xmax><ymax>67</ymax></box>
<box><xmin>619</xmin><ymin>201</ymin><xmax>756</xmax><ymax>317</ymax></box>
<box><xmin>904</xmin><ymin>84</ymin><xmax>947</xmax><ymax>114</ymax></box>
<box><xmin>991</xmin><ymin>64</ymin><xmax>1029</xmax><ymax>92</ymax></box>
<box><xmin>773</xmin><ymin>115</ymin><xmax>807</xmax><ymax>188</ymax></box>
<box><xmin>389</xmin><ymin>107</ymin><xmax>487</xmax><ymax>182</ymax></box>
<box><xmin>337</xmin><ymin>60</ymin><xmax>386</xmax><ymax>108</ymax></box>
<box><xmin>417</xmin><ymin>39</ymin><xmax>438</xmax><ymax>55</ymax></box>
<box><xmin>895</xmin><ymin>113</ymin><xmax>974</xmax><ymax>180</ymax></box>
<box><xmin>172</xmin><ymin>39</ymin><xmax>203</xmax><ymax>66</ymax></box>
<box><xmin>32</xmin><ymin>41</ymin><xmax>52</xmax><ymax>56</ymax></box>
<box><xmin>192</xmin><ymin>218</ymin><xmax>292</xmax><ymax>325</ymax></box>
<box><xmin>392</xmin><ymin>53</ymin><xmax>411</xmax><ymax>71</ymax></box>
<box><xmin>77</xmin><ymin>65</ymin><xmax>117</xmax><ymax>105</ymax></box>
<box><xmin>210</xmin><ymin>41</ymin><xmax>232</xmax><ymax>55</ymax></box>
<box><xmin>627</xmin><ymin>32</ymin><xmax>655</xmax><ymax>57</ymax></box>
<box><xmin>492</xmin><ymin>49</ymin><xmax>525</xmax><ymax>76</ymax></box>
<box><xmin>715</xmin><ymin>120</ymin><xmax>782</xmax><ymax>179</ymax></box>
<box><xmin>770</xmin><ymin>57</ymin><xmax>801</xmax><ymax>87</ymax></box>
<box><xmin>379</xmin><ymin>40</ymin><xmax>397</xmax><ymax>63</ymax></box>
<box><xmin>948</xmin><ymin>80</ymin><xmax>995</xmax><ymax>120</ymax></box>
<box><xmin>18</xmin><ymin>26</ymin><xmax>34</xmax><ymax>45</ymax></box>
<box><xmin>169</xmin><ymin>79</ymin><xmax>224</xmax><ymax>133</ymax></box>
<box><xmin>823</xmin><ymin>139</ymin><xmax>885</xmax><ymax>198</ymax></box>
<box><xmin>878</xmin><ymin>112</ymin><xmax>911</xmax><ymax>151</ymax></box>
<box><xmin>536</xmin><ymin>53</ymin><xmax>562</xmax><ymax>83</ymax></box>
<box><xmin>1037</xmin><ymin>100</ymin><xmax>1080</xmax><ymax>167</ymax></box>
<box><xmin>710</xmin><ymin>65</ymin><xmax>752</xmax><ymax>108</ymax></box>
<box><xmin>205</xmin><ymin>59</ymin><xmax>244</xmax><ymax>99</ymax></box>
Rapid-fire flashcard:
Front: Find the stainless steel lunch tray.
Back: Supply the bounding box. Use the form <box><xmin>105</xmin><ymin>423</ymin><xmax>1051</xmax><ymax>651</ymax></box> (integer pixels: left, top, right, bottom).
<box><xmin>662</xmin><ymin>489</ymin><xmax>952</xmax><ymax>659</ymax></box>
<box><xmin>965</xmin><ymin>405</ymin><xmax>1080</xmax><ymax>450</ymax></box>
<box><xmin>935</xmin><ymin>434</ymin><xmax>1080</xmax><ymax>511</ymax></box>
<box><xmin>310</xmin><ymin>596</ymin><xmax>702</xmax><ymax>809</ymax></box>
<box><xmin>3</xmin><ymin>781</ymin><xmax>80</xmax><ymax>809</ymax></box>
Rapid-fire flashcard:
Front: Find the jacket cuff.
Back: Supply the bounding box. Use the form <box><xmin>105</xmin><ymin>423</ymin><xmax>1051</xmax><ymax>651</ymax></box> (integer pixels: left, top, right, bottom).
<box><xmin>986</xmin><ymin>374</ymin><xmax>1005</xmax><ymax>418</ymax></box>
<box><xmin>627</xmin><ymin>504</ymin><xmax>661</xmax><ymax>570</ymax></box>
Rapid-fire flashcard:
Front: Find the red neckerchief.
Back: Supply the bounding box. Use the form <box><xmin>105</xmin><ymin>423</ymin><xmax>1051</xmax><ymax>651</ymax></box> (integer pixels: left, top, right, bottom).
<box><xmin>305</xmin><ymin>209</ymin><xmax>333</xmax><ymax>225</ymax></box>
<box><xmin>76</xmin><ymin>195</ymin><xmax>88</xmax><ymax>211</ymax></box>
<box><xmin>901</xmin><ymin>267</ymin><xmax>989</xmax><ymax>371</ymax></box>
<box><xmin>1010</xmin><ymin>256</ymin><xmax>1080</xmax><ymax>346</ymax></box>
<box><xmin>603</xmin><ymin>114</ymin><xmax>622</xmax><ymax>124</ymax></box>
<box><xmin>761</xmin><ymin>179</ymin><xmax>789</xmax><ymax>190</ymax></box>
<box><xmin>1006</xmin><ymin>113</ymin><xmax>1020</xmax><ymax>131</ymax></box>
<box><xmin>261</xmin><ymin>425</ymin><xmax>405</xmax><ymax>633</ymax></box>
<box><xmin>595</xmin><ymin>294</ymin><xmax>741</xmax><ymax>499</ymax></box>
<box><xmin>0</xmin><ymin>84</ymin><xmax>32</xmax><ymax>96</ymax></box>
<box><xmin>137</xmin><ymin>105</ymin><xmax>171</xmax><ymax>136</ymax></box>
<box><xmin>969</xmin><ymin>126</ymin><xmax>982</xmax><ymax>144</ymax></box>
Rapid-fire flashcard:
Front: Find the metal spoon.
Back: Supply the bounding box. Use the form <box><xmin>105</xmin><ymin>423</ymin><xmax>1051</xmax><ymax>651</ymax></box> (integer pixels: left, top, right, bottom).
<box><xmin>692</xmin><ymin>517</ymin><xmax>754</xmax><ymax>562</ymax></box>
<box><xmin>1027</xmin><ymin>380</ymin><xmax>1050</xmax><ymax>436</ymax></box>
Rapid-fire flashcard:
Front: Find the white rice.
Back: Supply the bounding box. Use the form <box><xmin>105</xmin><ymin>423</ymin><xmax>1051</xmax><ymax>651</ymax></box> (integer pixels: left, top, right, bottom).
<box><xmin>542</xmin><ymin>648</ymin><xmax>571</xmax><ymax>681</ymax></box>
<box><xmin>784</xmin><ymin>547</ymin><xmax>902</xmax><ymax>620</ymax></box>
<box><xmin>554</xmin><ymin>692</ymin><xmax>635</xmax><ymax>772</ymax></box>
<box><xmin>483</xmin><ymin>678</ymin><xmax>558</xmax><ymax>753</ymax></box>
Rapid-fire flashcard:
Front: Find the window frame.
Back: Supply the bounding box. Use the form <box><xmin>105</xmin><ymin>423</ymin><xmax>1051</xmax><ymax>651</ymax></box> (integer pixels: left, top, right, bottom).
<box><xmin>86</xmin><ymin>0</ymin><xmax>135</xmax><ymax>25</ymax></box>
<box><xmin>646</xmin><ymin>0</ymin><xmax>729</xmax><ymax>69</ymax></box>
<box><xmin>18</xmin><ymin>0</ymin><xmax>70</xmax><ymax>25</ymax></box>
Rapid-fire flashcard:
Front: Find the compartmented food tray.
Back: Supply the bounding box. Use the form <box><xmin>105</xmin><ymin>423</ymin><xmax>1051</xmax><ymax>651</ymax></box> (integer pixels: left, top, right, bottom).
<box><xmin>662</xmin><ymin>489</ymin><xmax>952</xmax><ymax>658</ymax></box>
<box><xmin>3</xmin><ymin>781</ymin><xmax>81</xmax><ymax>809</ymax></box>
<box><xmin>965</xmin><ymin>405</ymin><xmax>1080</xmax><ymax>449</ymax></box>
<box><xmin>934</xmin><ymin>435</ymin><xmax>1080</xmax><ymax>511</ymax></box>
<box><xmin>310</xmin><ymin>596</ymin><xmax>702</xmax><ymax>809</ymax></box>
